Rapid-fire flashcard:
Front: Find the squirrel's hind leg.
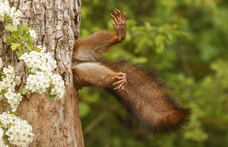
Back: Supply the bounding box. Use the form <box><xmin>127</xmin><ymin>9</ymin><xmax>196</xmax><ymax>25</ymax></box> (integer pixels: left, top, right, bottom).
<box><xmin>72</xmin><ymin>62</ymin><xmax>127</xmax><ymax>90</ymax></box>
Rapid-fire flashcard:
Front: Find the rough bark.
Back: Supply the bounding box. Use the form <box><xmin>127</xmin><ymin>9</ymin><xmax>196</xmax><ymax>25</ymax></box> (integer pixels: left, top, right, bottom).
<box><xmin>0</xmin><ymin>0</ymin><xmax>84</xmax><ymax>146</ymax></box>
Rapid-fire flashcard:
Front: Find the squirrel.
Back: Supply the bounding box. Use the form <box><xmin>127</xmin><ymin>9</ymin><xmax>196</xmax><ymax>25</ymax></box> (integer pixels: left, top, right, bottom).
<box><xmin>72</xmin><ymin>9</ymin><xmax>190</xmax><ymax>134</ymax></box>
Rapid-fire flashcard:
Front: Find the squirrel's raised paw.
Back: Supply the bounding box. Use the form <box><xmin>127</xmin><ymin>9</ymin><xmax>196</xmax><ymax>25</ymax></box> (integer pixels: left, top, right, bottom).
<box><xmin>112</xmin><ymin>72</ymin><xmax>127</xmax><ymax>90</ymax></box>
<box><xmin>110</xmin><ymin>9</ymin><xmax>127</xmax><ymax>42</ymax></box>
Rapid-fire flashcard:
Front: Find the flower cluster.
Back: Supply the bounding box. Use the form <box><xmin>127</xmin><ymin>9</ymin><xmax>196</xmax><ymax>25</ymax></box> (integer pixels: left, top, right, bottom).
<box><xmin>0</xmin><ymin>65</ymin><xmax>20</xmax><ymax>94</ymax></box>
<box><xmin>6</xmin><ymin>119</ymin><xmax>33</xmax><ymax>146</ymax></box>
<box><xmin>51</xmin><ymin>74</ymin><xmax>65</xmax><ymax>100</ymax></box>
<box><xmin>20</xmin><ymin>50</ymin><xmax>57</xmax><ymax>73</ymax></box>
<box><xmin>29</xmin><ymin>30</ymin><xmax>37</xmax><ymax>40</ymax></box>
<box><xmin>0</xmin><ymin>112</ymin><xmax>34</xmax><ymax>147</ymax></box>
<box><xmin>0</xmin><ymin>65</ymin><xmax>22</xmax><ymax>111</ymax></box>
<box><xmin>0</xmin><ymin>112</ymin><xmax>19</xmax><ymax>127</ymax></box>
<box><xmin>20</xmin><ymin>46</ymin><xmax>65</xmax><ymax>99</ymax></box>
<box><xmin>4</xmin><ymin>90</ymin><xmax>22</xmax><ymax>112</ymax></box>
<box><xmin>0</xmin><ymin>66</ymin><xmax>15</xmax><ymax>90</ymax></box>
<box><xmin>0</xmin><ymin>0</ymin><xmax>21</xmax><ymax>25</ymax></box>
<box><xmin>0</xmin><ymin>1</ymin><xmax>66</xmax><ymax>146</ymax></box>
<box><xmin>0</xmin><ymin>0</ymin><xmax>10</xmax><ymax>21</ymax></box>
<box><xmin>25</xmin><ymin>71</ymin><xmax>50</xmax><ymax>94</ymax></box>
<box><xmin>37</xmin><ymin>45</ymin><xmax>46</xmax><ymax>53</ymax></box>
<box><xmin>9</xmin><ymin>7</ymin><xmax>21</xmax><ymax>25</ymax></box>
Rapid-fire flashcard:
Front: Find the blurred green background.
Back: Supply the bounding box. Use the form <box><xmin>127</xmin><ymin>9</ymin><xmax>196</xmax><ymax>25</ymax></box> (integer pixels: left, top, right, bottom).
<box><xmin>78</xmin><ymin>0</ymin><xmax>228</xmax><ymax>146</ymax></box>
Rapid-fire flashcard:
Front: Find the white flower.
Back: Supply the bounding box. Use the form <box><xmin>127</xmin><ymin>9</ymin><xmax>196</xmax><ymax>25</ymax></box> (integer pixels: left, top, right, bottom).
<box><xmin>7</xmin><ymin>119</ymin><xmax>34</xmax><ymax>147</ymax></box>
<box><xmin>26</xmin><ymin>71</ymin><xmax>50</xmax><ymax>94</ymax></box>
<box><xmin>0</xmin><ymin>112</ymin><xmax>19</xmax><ymax>127</ymax></box>
<box><xmin>0</xmin><ymin>113</ymin><xmax>34</xmax><ymax>147</ymax></box>
<box><xmin>4</xmin><ymin>90</ymin><xmax>14</xmax><ymax>99</ymax></box>
<box><xmin>29</xmin><ymin>30</ymin><xmax>37</xmax><ymax>40</ymax></box>
<box><xmin>4</xmin><ymin>90</ymin><xmax>22</xmax><ymax>112</ymax></box>
<box><xmin>25</xmin><ymin>71</ymin><xmax>65</xmax><ymax>99</ymax></box>
<box><xmin>0</xmin><ymin>128</ymin><xmax>3</xmax><ymax>138</ymax></box>
<box><xmin>50</xmin><ymin>74</ymin><xmax>65</xmax><ymax>99</ymax></box>
<box><xmin>0</xmin><ymin>1</ymin><xmax>9</xmax><ymax>21</ymax></box>
<box><xmin>19</xmin><ymin>52</ymin><xmax>28</xmax><ymax>60</ymax></box>
<box><xmin>0</xmin><ymin>65</ymin><xmax>22</xmax><ymax>111</ymax></box>
<box><xmin>20</xmin><ymin>51</ymin><xmax>57</xmax><ymax>74</ymax></box>
<box><xmin>0</xmin><ymin>65</ymin><xmax>17</xmax><ymax>91</ymax></box>
<box><xmin>9</xmin><ymin>7</ymin><xmax>20</xmax><ymax>25</ymax></box>
<box><xmin>0</xmin><ymin>1</ymin><xmax>21</xmax><ymax>25</ymax></box>
<box><xmin>12</xmin><ymin>18</ymin><xmax>19</xmax><ymax>25</ymax></box>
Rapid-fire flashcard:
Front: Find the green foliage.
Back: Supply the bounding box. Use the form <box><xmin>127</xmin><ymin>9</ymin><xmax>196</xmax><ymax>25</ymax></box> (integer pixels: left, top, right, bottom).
<box><xmin>44</xmin><ymin>90</ymin><xmax>56</xmax><ymax>99</ymax></box>
<box><xmin>11</xmin><ymin>43</ymin><xmax>20</xmax><ymax>51</ymax></box>
<box><xmin>5</xmin><ymin>24</ymin><xmax>17</xmax><ymax>32</ymax></box>
<box><xmin>79</xmin><ymin>0</ymin><xmax>228</xmax><ymax>146</ymax></box>
<box><xmin>79</xmin><ymin>102</ymin><xmax>91</xmax><ymax>118</ymax></box>
<box><xmin>21</xmin><ymin>88</ymin><xmax>29</xmax><ymax>95</ymax></box>
<box><xmin>5</xmin><ymin>24</ymin><xmax>36</xmax><ymax>56</ymax></box>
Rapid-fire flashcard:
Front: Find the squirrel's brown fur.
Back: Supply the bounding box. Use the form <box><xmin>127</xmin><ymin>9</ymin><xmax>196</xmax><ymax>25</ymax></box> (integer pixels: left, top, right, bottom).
<box><xmin>72</xmin><ymin>9</ymin><xmax>190</xmax><ymax>134</ymax></box>
<box><xmin>104</xmin><ymin>61</ymin><xmax>190</xmax><ymax>134</ymax></box>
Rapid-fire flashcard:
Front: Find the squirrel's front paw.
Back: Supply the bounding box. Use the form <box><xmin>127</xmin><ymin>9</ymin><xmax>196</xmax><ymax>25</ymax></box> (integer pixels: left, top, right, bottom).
<box><xmin>112</xmin><ymin>72</ymin><xmax>127</xmax><ymax>90</ymax></box>
<box><xmin>110</xmin><ymin>9</ymin><xmax>127</xmax><ymax>42</ymax></box>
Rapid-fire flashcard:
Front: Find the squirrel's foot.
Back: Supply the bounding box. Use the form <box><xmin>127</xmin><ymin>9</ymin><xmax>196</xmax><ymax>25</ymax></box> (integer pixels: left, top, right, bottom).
<box><xmin>112</xmin><ymin>72</ymin><xmax>127</xmax><ymax>90</ymax></box>
<box><xmin>110</xmin><ymin>9</ymin><xmax>127</xmax><ymax>42</ymax></box>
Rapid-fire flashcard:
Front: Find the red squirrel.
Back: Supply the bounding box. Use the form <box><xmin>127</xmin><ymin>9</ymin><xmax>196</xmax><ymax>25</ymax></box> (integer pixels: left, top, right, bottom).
<box><xmin>72</xmin><ymin>9</ymin><xmax>190</xmax><ymax>134</ymax></box>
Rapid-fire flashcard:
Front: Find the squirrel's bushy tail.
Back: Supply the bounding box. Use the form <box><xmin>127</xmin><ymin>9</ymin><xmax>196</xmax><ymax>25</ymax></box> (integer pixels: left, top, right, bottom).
<box><xmin>103</xmin><ymin>60</ymin><xmax>190</xmax><ymax>134</ymax></box>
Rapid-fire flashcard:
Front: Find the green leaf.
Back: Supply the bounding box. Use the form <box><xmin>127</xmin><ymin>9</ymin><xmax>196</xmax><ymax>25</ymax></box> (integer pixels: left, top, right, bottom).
<box><xmin>33</xmin><ymin>46</ymin><xmax>41</xmax><ymax>52</ymax></box>
<box><xmin>50</xmin><ymin>83</ymin><xmax>55</xmax><ymax>88</ymax></box>
<box><xmin>145</xmin><ymin>21</ymin><xmax>151</xmax><ymax>31</ymax></box>
<box><xmin>45</xmin><ymin>90</ymin><xmax>56</xmax><ymax>99</ymax></box>
<box><xmin>19</xmin><ymin>24</ymin><xmax>29</xmax><ymax>31</ymax></box>
<box><xmin>0</xmin><ymin>72</ymin><xmax>6</xmax><ymax>81</ymax></box>
<box><xmin>9</xmin><ymin>111</ymin><xmax>19</xmax><ymax>116</ymax></box>
<box><xmin>18</xmin><ymin>45</ymin><xmax>23</xmax><ymax>54</ymax></box>
<box><xmin>11</xmin><ymin>43</ymin><xmax>20</xmax><ymax>51</ymax></box>
<box><xmin>79</xmin><ymin>102</ymin><xmax>90</xmax><ymax>118</ymax></box>
<box><xmin>5</xmin><ymin>24</ymin><xmax>17</xmax><ymax>32</ymax></box>
<box><xmin>3</xmin><ymin>134</ymin><xmax>9</xmax><ymax>140</ymax></box>
<box><xmin>5</xmin><ymin>35</ymin><xmax>14</xmax><ymax>45</ymax></box>
<box><xmin>23</xmin><ymin>34</ymin><xmax>29</xmax><ymax>41</ymax></box>
<box><xmin>155</xmin><ymin>35</ymin><xmax>165</xmax><ymax>54</ymax></box>
<box><xmin>22</xmin><ymin>88</ymin><xmax>29</xmax><ymax>95</ymax></box>
<box><xmin>19</xmin><ymin>24</ymin><xmax>31</xmax><ymax>37</ymax></box>
<box><xmin>156</xmin><ymin>43</ymin><xmax>164</xmax><ymax>54</ymax></box>
<box><xmin>7</xmin><ymin>123</ymin><xmax>12</xmax><ymax>129</ymax></box>
<box><xmin>45</xmin><ymin>91</ymin><xmax>51</xmax><ymax>99</ymax></box>
<box><xmin>155</xmin><ymin>35</ymin><xmax>166</xmax><ymax>45</ymax></box>
<box><xmin>134</xmin><ymin>37</ymin><xmax>147</xmax><ymax>53</ymax></box>
<box><xmin>12</xmin><ymin>31</ymin><xmax>20</xmax><ymax>39</ymax></box>
<box><xmin>0</xmin><ymin>72</ymin><xmax>5</xmax><ymax>77</ymax></box>
<box><xmin>24</xmin><ymin>43</ymin><xmax>33</xmax><ymax>51</ymax></box>
<box><xmin>16</xmin><ymin>52</ymin><xmax>23</xmax><ymax>57</ymax></box>
<box><xmin>1</xmin><ymin>89</ymin><xmax>6</xmax><ymax>97</ymax></box>
<box><xmin>24</xmin><ymin>35</ymin><xmax>35</xmax><ymax>44</ymax></box>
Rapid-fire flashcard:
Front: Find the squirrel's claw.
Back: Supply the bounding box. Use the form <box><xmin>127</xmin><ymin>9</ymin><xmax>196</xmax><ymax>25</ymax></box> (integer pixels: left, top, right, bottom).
<box><xmin>113</xmin><ymin>72</ymin><xmax>127</xmax><ymax>91</ymax></box>
<box><xmin>110</xmin><ymin>9</ymin><xmax>126</xmax><ymax>42</ymax></box>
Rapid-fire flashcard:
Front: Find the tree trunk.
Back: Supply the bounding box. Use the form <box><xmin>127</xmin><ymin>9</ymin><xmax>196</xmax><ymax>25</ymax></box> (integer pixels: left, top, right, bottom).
<box><xmin>0</xmin><ymin>0</ymin><xmax>84</xmax><ymax>146</ymax></box>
